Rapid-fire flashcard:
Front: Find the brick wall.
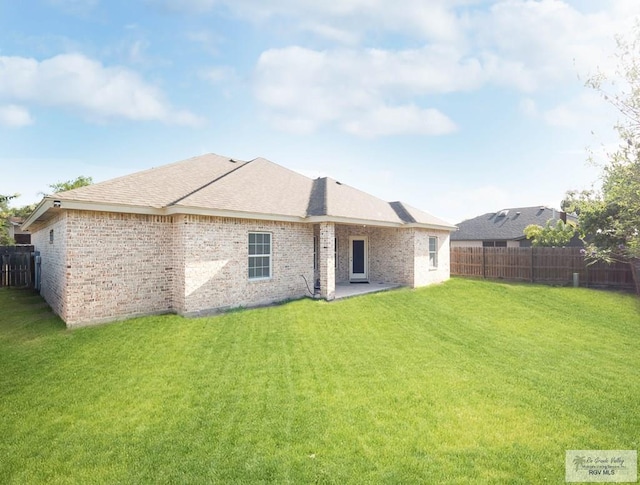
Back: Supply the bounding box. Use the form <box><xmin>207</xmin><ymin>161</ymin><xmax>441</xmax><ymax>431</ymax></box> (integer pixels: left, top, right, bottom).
<box><xmin>413</xmin><ymin>228</ymin><xmax>451</xmax><ymax>286</ymax></box>
<box><xmin>31</xmin><ymin>212</ymin><xmax>68</xmax><ymax>321</ymax></box>
<box><xmin>335</xmin><ymin>225</ymin><xmax>413</xmax><ymax>285</ymax></box>
<box><xmin>177</xmin><ymin>215</ymin><xmax>315</xmax><ymax>315</ymax></box>
<box><xmin>63</xmin><ymin>211</ymin><xmax>175</xmax><ymax>326</ymax></box>
<box><xmin>31</xmin><ymin>209</ymin><xmax>449</xmax><ymax>327</ymax></box>
<box><xmin>334</xmin><ymin>225</ymin><xmax>451</xmax><ymax>287</ymax></box>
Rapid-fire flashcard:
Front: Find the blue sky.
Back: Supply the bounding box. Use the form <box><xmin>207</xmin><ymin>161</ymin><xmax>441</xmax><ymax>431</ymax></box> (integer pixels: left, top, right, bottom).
<box><xmin>0</xmin><ymin>0</ymin><xmax>637</xmax><ymax>223</ymax></box>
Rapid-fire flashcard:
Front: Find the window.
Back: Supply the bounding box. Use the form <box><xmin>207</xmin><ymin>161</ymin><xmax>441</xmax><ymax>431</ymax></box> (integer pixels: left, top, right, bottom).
<box><xmin>482</xmin><ymin>240</ymin><xmax>507</xmax><ymax>248</ymax></box>
<box><xmin>248</xmin><ymin>232</ymin><xmax>271</xmax><ymax>279</ymax></box>
<box><xmin>428</xmin><ymin>236</ymin><xmax>438</xmax><ymax>269</ymax></box>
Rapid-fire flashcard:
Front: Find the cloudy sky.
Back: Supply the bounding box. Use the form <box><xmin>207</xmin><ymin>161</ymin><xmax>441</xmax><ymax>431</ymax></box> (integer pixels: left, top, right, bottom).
<box><xmin>1</xmin><ymin>0</ymin><xmax>637</xmax><ymax>223</ymax></box>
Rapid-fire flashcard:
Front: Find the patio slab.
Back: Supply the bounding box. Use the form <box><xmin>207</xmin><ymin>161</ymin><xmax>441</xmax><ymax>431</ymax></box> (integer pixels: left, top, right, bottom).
<box><xmin>334</xmin><ymin>281</ymin><xmax>403</xmax><ymax>300</ymax></box>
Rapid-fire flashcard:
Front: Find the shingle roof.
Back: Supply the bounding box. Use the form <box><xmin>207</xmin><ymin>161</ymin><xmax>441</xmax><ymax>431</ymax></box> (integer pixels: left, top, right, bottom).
<box><xmin>450</xmin><ymin>206</ymin><xmax>576</xmax><ymax>241</ymax></box>
<box><xmin>27</xmin><ymin>153</ymin><xmax>456</xmax><ymax>230</ymax></box>
<box><xmin>51</xmin><ymin>153</ymin><xmax>247</xmax><ymax>208</ymax></box>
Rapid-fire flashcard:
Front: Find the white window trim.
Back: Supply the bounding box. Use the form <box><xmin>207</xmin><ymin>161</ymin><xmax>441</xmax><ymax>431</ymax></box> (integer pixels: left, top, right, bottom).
<box><xmin>248</xmin><ymin>231</ymin><xmax>272</xmax><ymax>280</ymax></box>
<box><xmin>428</xmin><ymin>236</ymin><xmax>438</xmax><ymax>270</ymax></box>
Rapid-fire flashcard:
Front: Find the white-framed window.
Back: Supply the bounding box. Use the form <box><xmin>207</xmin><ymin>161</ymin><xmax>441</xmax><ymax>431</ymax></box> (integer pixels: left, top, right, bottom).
<box><xmin>428</xmin><ymin>236</ymin><xmax>438</xmax><ymax>269</ymax></box>
<box><xmin>248</xmin><ymin>232</ymin><xmax>271</xmax><ymax>279</ymax></box>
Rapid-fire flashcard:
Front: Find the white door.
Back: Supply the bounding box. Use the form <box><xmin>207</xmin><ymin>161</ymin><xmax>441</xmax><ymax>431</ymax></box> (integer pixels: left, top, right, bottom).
<box><xmin>349</xmin><ymin>236</ymin><xmax>368</xmax><ymax>281</ymax></box>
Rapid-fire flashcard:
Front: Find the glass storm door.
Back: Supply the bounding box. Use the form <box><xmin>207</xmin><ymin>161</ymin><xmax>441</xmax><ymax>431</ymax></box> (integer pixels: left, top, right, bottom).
<box><xmin>349</xmin><ymin>236</ymin><xmax>368</xmax><ymax>281</ymax></box>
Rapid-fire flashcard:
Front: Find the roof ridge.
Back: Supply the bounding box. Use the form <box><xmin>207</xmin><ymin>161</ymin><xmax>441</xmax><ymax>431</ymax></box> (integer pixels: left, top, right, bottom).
<box><xmin>167</xmin><ymin>158</ymin><xmax>251</xmax><ymax>207</ymax></box>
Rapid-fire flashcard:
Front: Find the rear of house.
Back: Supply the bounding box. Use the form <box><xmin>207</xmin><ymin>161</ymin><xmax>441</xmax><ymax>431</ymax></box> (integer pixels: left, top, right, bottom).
<box><xmin>24</xmin><ymin>154</ymin><xmax>455</xmax><ymax>327</ymax></box>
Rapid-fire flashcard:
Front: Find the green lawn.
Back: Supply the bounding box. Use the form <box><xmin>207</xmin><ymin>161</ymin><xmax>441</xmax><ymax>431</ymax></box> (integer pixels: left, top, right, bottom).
<box><xmin>1</xmin><ymin>279</ymin><xmax>638</xmax><ymax>484</ymax></box>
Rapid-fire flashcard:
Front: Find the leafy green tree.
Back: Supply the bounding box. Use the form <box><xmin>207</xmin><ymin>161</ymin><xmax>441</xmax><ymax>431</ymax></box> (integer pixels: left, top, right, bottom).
<box><xmin>568</xmin><ymin>27</ymin><xmax>640</xmax><ymax>292</ymax></box>
<box><xmin>48</xmin><ymin>175</ymin><xmax>93</xmax><ymax>194</ymax></box>
<box><xmin>0</xmin><ymin>194</ymin><xmax>18</xmax><ymax>245</ymax></box>
<box><xmin>561</xmin><ymin>190</ymin><xmax>595</xmax><ymax>216</ymax></box>
<box><xmin>1</xmin><ymin>175</ymin><xmax>92</xmax><ymax>246</ymax></box>
<box><xmin>10</xmin><ymin>203</ymin><xmax>37</xmax><ymax>219</ymax></box>
<box><xmin>524</xmin><ymin>220</ymin><xmax>576</xmax><ymax>247</ymax></box>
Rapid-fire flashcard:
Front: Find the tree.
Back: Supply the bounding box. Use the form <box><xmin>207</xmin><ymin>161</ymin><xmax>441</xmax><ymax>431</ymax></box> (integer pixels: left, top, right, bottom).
<box><xmin>524</xmin><ymin>220</ymin><xmax>576</xmax><ymax>247</ymax></box>
<box><xmin>0</xmin><ymin>194</ymin><xmax>18</xmax><ymax>245</ymax></box>
<box><xmin>569</xmin><ymin>27</ymin><xmax>640</xmax><ymax>293</ymax></box>
<box><xmin>1</xmin><ymin>176</ymin><xmax>92</xmax><ymax>246</ymax></box>
<box><xmin>48</xmin><ymin>176</ymin><xmax>93</xmax><ymax>194</ymax></box>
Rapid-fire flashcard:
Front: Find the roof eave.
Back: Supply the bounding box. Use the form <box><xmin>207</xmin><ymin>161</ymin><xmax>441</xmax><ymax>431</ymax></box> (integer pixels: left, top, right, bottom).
<box><xmin>305</xmin><ymin>215</ymin><xmax>402</xmax><ymax>228</ymax></box>
<box><xmin>405</xmin><ymin>222</ymin><xmax>458</xmax><ymax>232</ymax></box>
<box><xmin>22</xmin><ymin>199</ymin><xmax>456</xmax><ymax>231</ymax></box>
<box><xmin>22</xmin><ymin>198</ymin><xmax>55</xmax><ymax>230</ymax></box>
<box><xmin>165</xmin><ymin>205</ymin><xmax>307</xmax><ymax>223</ymax></box>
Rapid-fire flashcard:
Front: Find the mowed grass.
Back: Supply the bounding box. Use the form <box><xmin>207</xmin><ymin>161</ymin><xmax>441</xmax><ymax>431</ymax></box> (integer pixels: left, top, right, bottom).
<box><xmin>1</xmin><ymin>279</ymin><xmax>639</xmax><ymax>484</ymax></box>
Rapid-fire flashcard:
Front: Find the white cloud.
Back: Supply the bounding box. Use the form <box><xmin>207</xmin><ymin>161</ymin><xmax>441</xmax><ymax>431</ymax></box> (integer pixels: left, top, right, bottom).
<box><xmin>0</xmin><ymin>54</ymin><xmax>202</xmax><ymax>125</ymax></box>
<box><xmin>0</xmin><ymin>105</ymin><xmax>33</xmax><ymax>127</ymax></box>
<box><xmin>154</xmin><ymin>0</ymin><xmax>471</xmax><ymax>43</ymax></box>
<box><xmin>202</xmin><ymin>66</ymin><xmax>237</xmax><ymax>84</ymax></box>
<box><xmin>472</xmin><ymin>0</ymin><xmax>640</xmax><ymax>92</ymax></box>
<box><xmin>343</xmin><ymin>105</ymin><xmax>456</xmax><ymax>137</ymax></box>
<box><xmin>156</xmin><ymin>0</ymin><xmax>640</xmax><ymax>137</ymax></box>
<box><xmin>254</xmin><ymin>45</ymin><xmax>482</xmax><ymax>136</ymax></box>
<box><xmin>519</xmin><ymin>97</ymin><xmax>537</xmax><ymax>117</ymax></box>
<box><xmin>521</xmin><ymin>90</ymin><xmax>612</xmax><ymax>129</ymax></box>
<box><xmin>301</xmin><ymin>23</ymin><xmax>361</xmax><ymax>45</ymax></box>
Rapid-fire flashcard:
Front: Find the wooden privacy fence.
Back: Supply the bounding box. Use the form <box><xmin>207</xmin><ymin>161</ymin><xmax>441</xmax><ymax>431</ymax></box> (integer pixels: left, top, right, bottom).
<box><xmin>451</xmin><ymin>247</ymin><xmax>635</xmax><ymax>291</ymax></box>
<box><xmin>0</xmin><ymin>246</ymin><xmax>35</xmax><ymax>288</ymax></box>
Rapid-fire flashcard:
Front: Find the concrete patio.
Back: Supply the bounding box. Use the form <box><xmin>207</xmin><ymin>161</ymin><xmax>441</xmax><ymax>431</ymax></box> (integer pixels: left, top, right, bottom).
<box><xmin>334</xmin><ymin>281</ymin><xmax>403</xmax><ymax>300</ymax></box>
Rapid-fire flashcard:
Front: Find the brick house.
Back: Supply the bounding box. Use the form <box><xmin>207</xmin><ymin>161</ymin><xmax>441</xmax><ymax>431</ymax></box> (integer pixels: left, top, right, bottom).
<box><xmin>23</xmin><ymin>153</ymin><xmax>456</xmax><ymax>327</ymax></box>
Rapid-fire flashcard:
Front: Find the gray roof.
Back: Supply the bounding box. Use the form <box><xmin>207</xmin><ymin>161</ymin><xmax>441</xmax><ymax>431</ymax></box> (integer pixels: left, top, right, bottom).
<box><xmin>27</xmin><ymin>153</ymin><xmax>455</xmax><ymax>230</ymax></box>
<box><xmin>451</xmin><ymin>206</ymin><xmax>577</xmax><ymax>241</ymax></box>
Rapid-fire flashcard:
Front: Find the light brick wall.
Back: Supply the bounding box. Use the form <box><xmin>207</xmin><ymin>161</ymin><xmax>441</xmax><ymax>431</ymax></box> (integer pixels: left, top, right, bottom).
<box><xmin>31</xmin><ymin>209</ymin><xmax>450</xmax><ymax>327</ymax></box>
<box><xmin>335</xmin><ymin>225</ymin><xmax>451</xmax><ymax>287</ymax></box>
<box><xmin>413</xmin><ymin>228</ymin><xmax>451</xmax><ymax>286</ymax></box>
<box><xmin>318</xmin><ymin>222</ymin><xmax>335</xmax><ymax>300</ymax></box>
<box><xmin>335</xmin><ymin>225</ymin><xmax>413</xmax><ymax>285</ymax></box>
<box><xmin>177</xmin><ymin>215</ymin><xmax>315</xmax><ymax>314</ymax></box>
<box><xmin>62</xmin><ymin>211</ymin><xmax>175</xmax><ymax>326</ymax></box>
<box><xmin>31</xmin><ymin>212</ymin><xmax>69</xmax><ymax>321</ymax></box>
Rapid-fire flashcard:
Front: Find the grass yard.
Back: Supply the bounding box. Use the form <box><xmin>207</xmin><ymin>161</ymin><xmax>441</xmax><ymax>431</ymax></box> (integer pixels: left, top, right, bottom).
<box><xmin>1</xmin><ymin>279</ymin><xmax>639</xmax><ymax>484</ymax></box>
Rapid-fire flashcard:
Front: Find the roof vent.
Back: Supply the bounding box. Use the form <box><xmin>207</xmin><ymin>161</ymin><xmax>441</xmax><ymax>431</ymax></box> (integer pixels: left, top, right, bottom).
<box><xmin>496</xmin><ymin>209</ymin><xmax>509</xmax><ymax>218</ymax></box>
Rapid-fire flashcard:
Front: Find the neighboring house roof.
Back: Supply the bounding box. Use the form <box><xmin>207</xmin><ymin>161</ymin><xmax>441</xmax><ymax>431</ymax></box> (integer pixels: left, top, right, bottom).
<box><xmin>24</xmin><ymin>153</ymin><xmax>456</xmax><ymax>231</ymax></box>
<box><xmin>450</xmin><ymin>206</ymin><xmax>577</xmax><ymax>241</ymax></box>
